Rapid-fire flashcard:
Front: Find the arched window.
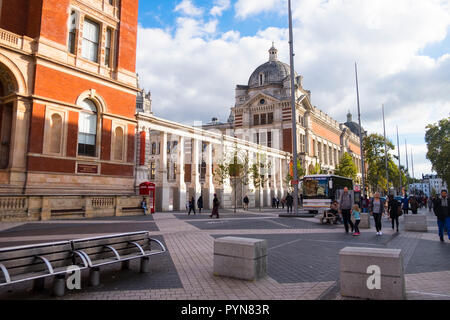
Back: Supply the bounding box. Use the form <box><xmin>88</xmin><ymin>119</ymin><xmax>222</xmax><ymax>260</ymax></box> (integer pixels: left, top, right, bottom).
<box><xmin>50</xmin><ymin>113</ymin><xmax>62</xmax><ymax>154</ymax></box>
<box><xmin>113</xmin><ymin>126</ymin><xmax>124</xmax><ymax>160</ymax></box>
<box><xmin>78</xmin><ymin>99</ymin><xmax>97</xmax><ymax>157</ymax></box>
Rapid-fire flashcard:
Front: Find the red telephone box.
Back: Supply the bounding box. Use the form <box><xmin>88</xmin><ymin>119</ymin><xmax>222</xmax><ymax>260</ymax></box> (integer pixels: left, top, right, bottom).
<box><xmin>139</xmin><ymin>182</ymin><xmax>156</xmax><ymax>214</ymax></box>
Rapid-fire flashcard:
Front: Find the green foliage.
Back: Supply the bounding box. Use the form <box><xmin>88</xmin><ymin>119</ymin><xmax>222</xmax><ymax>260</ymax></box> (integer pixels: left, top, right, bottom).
<box><xmin>309</xmin><ymin>162</ymin><xmax>323</xmax><ymax>175</ymax></box>
<box><xmin>425</xmin><ymin>117</ymin><xmax>450</xmax><ymax>189</ymax></box>
<box><xmin>334</xmin><ymin>152</ymin><xmax>357</xmax><ymax>180</ymax></box>
<box><xmin>363</xmin><ymin>133</ymin><xmax>406</xmax><ymax>193</ymax></box>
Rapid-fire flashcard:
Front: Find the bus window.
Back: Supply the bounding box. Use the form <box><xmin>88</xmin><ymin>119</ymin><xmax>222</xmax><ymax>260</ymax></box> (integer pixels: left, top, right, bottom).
<box><xmin>304</xmin><ymin>179</ymin><xmax>328</xmax><ymax>198</ymax></box>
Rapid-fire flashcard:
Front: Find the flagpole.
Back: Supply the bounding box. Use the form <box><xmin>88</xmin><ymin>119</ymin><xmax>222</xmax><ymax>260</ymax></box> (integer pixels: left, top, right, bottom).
<box><xmin>382</xmin><ymin>105</ymin><xmax>389</xmax><ymax>195</ymax></box>
<box><xmin>405</xmin><ymin>139</ymin><xmax>409</xmax><ymax>195</ymax></box>
<box><xmin>288</xmin><ymin>0</ymin><xmax>299</xmax><ymax>214</ymax></box>
<box><xmin>355</xmin><ymin>63</ymin><xmax>366</xmax><ymax>197</ymax></box>
<box><xmin>396</xmin><ymin>126</ymin><xmax>402</xmax><ymax>194</ymax></box>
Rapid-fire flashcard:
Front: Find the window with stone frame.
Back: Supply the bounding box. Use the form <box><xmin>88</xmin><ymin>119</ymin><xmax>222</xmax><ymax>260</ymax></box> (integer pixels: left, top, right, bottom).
<box><xmin>260</xmin><ymin>114</ymin><xmax>267</xmax><ymax>125</ymax></box>
<box><xmin>268</xmin><ymin>112</ymin><xmax>274</xmax><ymax>124</ymax></box>
<box><xmin>253</xmin><ymin>114</ymin><xmax>260</xmax><ymax>125</ymax></box>
<box><xmin>150</xmin><ymin>162</ymin><xmax>156</xmax><ymax>180</ymax></box>
<box><xmin>78</xmin><ymin>99</ymin><xmax>98</xmax><ymax>157</ymax></box>
<box><xmin>68</xmin><ymin>10</ymin><xmax>77</xmax><ymax>54</ymax></box>
<box><xmin>82</xmin><ymin>18</ymin><xmax>100</xmax><ymax>63</ymax></box>
<box><xmin>268</xmin><ymin>131</ymin><xmax>272</xmax><ymax>148</ymax></box>
<box><xmin>105</xmin><ymin>28</ymin><xmax>112</xmax><ymax>67</ymax></box>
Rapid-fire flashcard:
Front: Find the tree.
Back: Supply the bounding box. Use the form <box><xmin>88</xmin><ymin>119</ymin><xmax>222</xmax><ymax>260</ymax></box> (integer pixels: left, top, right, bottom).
<box><xmin>249</xmin><ymin>153</ymin><xmax>270</xmax><ymax>211</ymax></box>
<box><xmin>309</xmin><ymin>162</ymin><xmax>323</xmax><ymax>175</ymax></box>
<box><xmin>284</xmin><ymin>159</ymin><xmax>306</xmax><ymax>194</ymax></box>
<box><xmin>334</xmin><ymin>152</ymin><xmax>357</xmax><ymax>180</ymax></box>
<box><xmin>425</xmin><ymin>117</ymin><xmax>450</xmax><ymax>189</ymax></box>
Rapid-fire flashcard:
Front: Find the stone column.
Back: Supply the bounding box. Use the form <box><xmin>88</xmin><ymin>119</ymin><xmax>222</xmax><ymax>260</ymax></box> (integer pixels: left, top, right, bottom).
<box><xmin>205</xmin><ymin>142</ymin><xmax>215</xmax><ymax>210</ymax></box>
<box><xmin>156</xmin><ymin>131</ymin><xmax>170</xmax><ymax>211</ymax></box>
<box><xmin>190</xmin><ymin>138</ymin><xmax>201</xmax><ymax>206</ymax></box>
<box><xmin>9</xmin><ymin>99</ymin><xmax>30</xmax><ymax>188</ymax></box>
<box><xmin>175</xmin><ymin>136</ymin><xmax>186</xmax><ymax>211</ymax></box>
<box><xmin>279</xmin><ymin>158</ymin><xmax>285</xmax><ymax>198</ymax></box>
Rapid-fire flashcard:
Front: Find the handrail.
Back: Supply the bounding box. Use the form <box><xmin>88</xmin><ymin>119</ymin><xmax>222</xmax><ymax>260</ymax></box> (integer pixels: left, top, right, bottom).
<box><xmin>0</xmin><ymin>263</ymin><xmax>11</xmax><ymax>284</ymax></box>
<box><xmin>128</xmin><ymin>242</ymin><xmax>145</xmax><ymax>256</ymax></box>
<box><xmin>148</xmin><ymin>238</ymin><xmax>166</xmax><ymax>253</ymax></box>
<box><xmin>103</xmin><ymin>246</ymin><xmax>121</xmax><ymax>261</ymax></box>
<box><xmin>34</xmin><ymin>256</ymin><xmax>54</xmax><ymax>274</ymax></box>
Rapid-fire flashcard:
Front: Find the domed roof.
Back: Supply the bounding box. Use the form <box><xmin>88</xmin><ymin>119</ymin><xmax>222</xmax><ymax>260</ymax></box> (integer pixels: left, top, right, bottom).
<box><xmin>248</xmin><ymin>44</ymin><xmax>297</xmax><ymax>88</ymax></box>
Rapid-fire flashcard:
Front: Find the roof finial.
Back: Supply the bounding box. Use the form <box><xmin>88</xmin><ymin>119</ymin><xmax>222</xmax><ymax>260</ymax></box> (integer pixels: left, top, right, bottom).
<box><xmin>269</xmin><ymin>42</ymin><xmax>278</xmax><ymax>61</ymax></box>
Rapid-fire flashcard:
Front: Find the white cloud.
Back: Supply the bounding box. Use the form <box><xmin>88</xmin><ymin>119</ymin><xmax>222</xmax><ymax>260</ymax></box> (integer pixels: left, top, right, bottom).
<box><xmin>137</xmin><ymin>0</ymin><xmax>450</xmax><ymax>177</ymax></box>
<box><xmin>210</xmin><ymin>0</ymin><xmax>231</xmax><ymax>17</ymax></box>
<box><xmin>234</xmin><ymin>0</ymin><xmax>286</xmax><ymax>19</ymax></box>
<box><xmin>174</xmin><ymin>0</ymin><xmax>204</xmax><ymax>17</ymax></box>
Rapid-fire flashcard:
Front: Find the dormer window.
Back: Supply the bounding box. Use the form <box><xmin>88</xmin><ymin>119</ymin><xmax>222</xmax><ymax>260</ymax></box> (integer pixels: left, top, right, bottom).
<box><xmin>259</xmin><ymin>73</ymin><xmax>265</xmax><ymax>86</ymax></box>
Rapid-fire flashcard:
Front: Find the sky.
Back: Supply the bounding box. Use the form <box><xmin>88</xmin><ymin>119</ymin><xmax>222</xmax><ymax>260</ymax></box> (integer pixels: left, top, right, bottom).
<box><xmin>136</xmin><ymin>0</ymin><xmax>450</xmax><ymax>179</ymax></box>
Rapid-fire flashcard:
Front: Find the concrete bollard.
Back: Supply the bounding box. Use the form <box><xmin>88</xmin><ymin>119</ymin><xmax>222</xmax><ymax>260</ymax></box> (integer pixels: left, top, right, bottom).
<box><xmin>140</xmin><ymin>257</ymin><xmax>150</xmax><ymax>273</ymax></box>
<box><xmin>339</xmin><ymin>247</ymin><xmax>405</xmax><ymax>300</ymax></box>
<box><xmin>89</xmin><ymin>267</ymin><xmax>100</xmax><ymax>287</ymax></box>
<box><xmin>351</xmin><ymin>213</ymin><xmax>371</xmax><ymax>229</ymax></box>
<box><xmin>53</xmin><ymin>274</ymin><xmax>66</xmax><ymax>297</ymax></box>
<box><xmin>213</xmin><ymin>237</ymin><xmax>267</xmax><ymax>281</ymax></box>
<box><xmin>404</xmin><ymin>214</ymin><xmax>428</xmax><ymax>232</ymax></box>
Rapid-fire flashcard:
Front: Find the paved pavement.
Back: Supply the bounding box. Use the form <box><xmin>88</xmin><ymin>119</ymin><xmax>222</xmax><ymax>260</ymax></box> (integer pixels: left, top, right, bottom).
<box><xmin>0</xmin><ymin>207</ymin><xmax>448</xmax><ymax>300</ymax></box>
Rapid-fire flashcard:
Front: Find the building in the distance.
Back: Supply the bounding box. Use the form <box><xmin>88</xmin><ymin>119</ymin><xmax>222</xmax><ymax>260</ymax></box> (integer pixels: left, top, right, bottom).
<box><xmin>409</xmin><ymin>174</ymin><xmax>448</xmax><ymax>196</ymax></box>
<box><xmin>204</xmin><ymin>44</ymin><xmax>365</xmax><ymax>182</ymax></box>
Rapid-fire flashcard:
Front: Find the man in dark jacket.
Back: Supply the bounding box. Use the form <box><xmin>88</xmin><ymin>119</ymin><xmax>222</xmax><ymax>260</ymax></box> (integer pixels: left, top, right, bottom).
<box><xmin>286</xmin><ymin>193</ymin><xmax>294</xmax><ymax>213</ymax></box>
<box><xmin>197</xmin><ymin>195</ymin><xmax>203</xmax><ymax>214</ymax></box>
<box><xmin>338</xmin><ymin>187</ymin><xmax>354</xmax><ymax>234</ymax></box>
<box><xmin>433</xmin><ymin>190</ymin><xmax>450</xmax><ymax>242</ymax></box>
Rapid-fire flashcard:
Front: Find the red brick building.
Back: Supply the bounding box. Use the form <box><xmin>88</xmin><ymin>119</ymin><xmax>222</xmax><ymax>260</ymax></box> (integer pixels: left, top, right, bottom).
<box><xmin>0</xmin><ymin>0</ymin><xmax>139</xmax><ymax>195</ymax></box>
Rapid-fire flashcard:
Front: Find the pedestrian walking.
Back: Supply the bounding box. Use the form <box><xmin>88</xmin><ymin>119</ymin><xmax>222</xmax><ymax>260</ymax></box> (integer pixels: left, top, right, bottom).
<box><xmin>197</xmin><ymin>195</ymin><xmax>203</xmax><ymax>214</ymax></box>
<box><xmin>409</xmin><ymin>197</ymin><xmax>419</xmax><ymax>214</ymax></box>
<box><xmin>338</xmin><ymin>187</ymin><xmax>354</xmax><ymax>234</ymax></box>
<box><xmin>272</xmin><ymin>197</ymin><xmax>277</xmax><ymax>208</ymax></box>
<box><xmin>352</xmin><ymin>204</ymin><xmax>361</xmax><ymax>236</ymax></box>
<box><xmin>428</xmin><ymin>197</ymin><xmax>434</xmax><ymax>213</ymax></box>
<box><xmin>285</xmin><ymin>193</ymin><xmax>293</xmax><ymax>213</ymax></box>
<box><xmin>369</xmin><ymin>192</ymin><xmax>386</xmax><ymax>235</ymax></box>
<box><xmin>402</xmin><ymin>194</ymin><xmax>409</xmax><ymax>215</ymax></box>
<box><xmin>210</xmin><ymin>194</ymin><xmax>220</xmax><ymax>218</ymax></box>
<box><xmin>433</xmin><ymin>189</ymin><xmax>450</xmax><ymax>242</ymax></box>
<box><xmin>243</xmin><ymin>195</ymin><xmax>249</xmax><ymax>211</ymax></box>
<box><xmin>188</xmin><ymin>196</ymin><xmax>196</xmax><ymax>215</ymax></box>
<box><xmin>276</xmin><ymin>197</ymin><xmax>280</xmax><ymax>208</ymax></box>
<box><xmin>141</xmin><ymin>197</ymin><xmax>148</xmax><ymax>215</ymax></box>
<box><xmin>388</xmin><ymin>194</ymin><xmax>400</xmax><ymax>232</ymax></box>
<box><xmin>281</xmin><ymin>197</ymin><xmax>285</xmax><ymax>209</ymax></box>
<box><xmin>362</xmin><ymin>195</ymin><xmax>369</xmax><ymax>213</ymax></box>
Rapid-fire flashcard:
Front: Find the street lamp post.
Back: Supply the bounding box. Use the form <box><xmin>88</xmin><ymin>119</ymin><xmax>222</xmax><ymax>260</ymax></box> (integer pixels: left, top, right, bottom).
<box><xmin>288</xmin><ymin>0</ymin><xmax>299</xmax><ymax>215</ymax></box>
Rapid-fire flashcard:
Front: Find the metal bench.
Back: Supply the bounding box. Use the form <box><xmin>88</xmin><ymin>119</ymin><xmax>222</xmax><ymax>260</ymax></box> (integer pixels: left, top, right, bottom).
<box><xmin>0</xmin><ymin>240</ymin><xmax>89</xmax><ymax>294</ymax></box>
<box><xmin>0</xmin><ymin>231</ymin><xmax>166</xmax><ymax>296</ymax></box>
<box><xmin>71</xmin><ymin>231</ymin><xmax>166</xmax><ymax>286</ymax></box>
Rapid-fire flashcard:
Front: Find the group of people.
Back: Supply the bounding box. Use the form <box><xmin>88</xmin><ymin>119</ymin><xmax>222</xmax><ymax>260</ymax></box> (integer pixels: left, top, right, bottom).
<box><xmin>330</xmin><ymin>187</ymin><xmax>450</xmax><ymax>241</ymax></box>
<box><xmin>186</xmin><ymin>194</ymin><xmax>221</xmax><ymax>218</ymax></box>
<box><xmin>270</xmin><ymin>194</ymin><xmax>303</xmax><ymax>211</ymax></box>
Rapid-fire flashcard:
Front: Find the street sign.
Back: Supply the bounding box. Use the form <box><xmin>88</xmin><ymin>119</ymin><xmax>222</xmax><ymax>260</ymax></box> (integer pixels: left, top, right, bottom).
<box><xmin>354</xmin><ymin>185</ymin><xmax>361</xmax><ymax>192</ymax></box>
<box><xmin>291</xmin><ymin>180</ymin><xmax>299</xmax><ymax>185</ymax></box>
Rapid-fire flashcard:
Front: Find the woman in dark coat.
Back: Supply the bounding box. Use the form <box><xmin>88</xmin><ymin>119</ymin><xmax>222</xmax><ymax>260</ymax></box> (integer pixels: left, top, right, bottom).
<box><xmin>388</xmin><ymin>194</ymin><xmax>400</xmax><ymax>232</ymax></box>
<box><xmin>409</xmin><ymin>197</ymin><xmax>419</xmax><ymax>214</ymax></box>
<box><xmin>210</xmin><ymin>194</ymin><xmax>220</xmax><ymax>219</ymax></box>
<box><xmin>197</xmin><ymin>195</ymin><xmax>203</xmax><ymax>214</ymax></box>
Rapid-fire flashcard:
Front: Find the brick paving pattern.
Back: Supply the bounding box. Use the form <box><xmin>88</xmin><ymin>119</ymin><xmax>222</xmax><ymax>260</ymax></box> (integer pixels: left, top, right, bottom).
<box><xmin>0</xmin><ymin>207</ymin><xmax>448</xmax><ymax>300</ymax></box>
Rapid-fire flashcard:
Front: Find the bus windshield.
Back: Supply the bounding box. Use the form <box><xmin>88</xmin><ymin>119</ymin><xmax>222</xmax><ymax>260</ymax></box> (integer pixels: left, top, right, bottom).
<box><xmin>304</xmin><ymin>178</ymin><xmax>329</xmax><ymax>198</ymax></box>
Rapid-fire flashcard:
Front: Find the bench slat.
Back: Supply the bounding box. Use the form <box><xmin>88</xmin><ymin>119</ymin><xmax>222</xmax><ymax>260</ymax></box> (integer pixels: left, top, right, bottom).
<box><xmin>72</xmin><ymin>235</ymin><xmax>149</xmax><ymax>250</ymax></box>
<box><xmin>0</xmin><ymin>243</ymin><xmax>73</xmax><ymax>261</ymax></box>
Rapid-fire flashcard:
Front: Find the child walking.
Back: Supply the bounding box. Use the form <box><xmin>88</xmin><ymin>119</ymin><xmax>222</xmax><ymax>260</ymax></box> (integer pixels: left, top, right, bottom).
<box><xmin>352</xmin><ymin>204</ymin><xmax>361</xmax><ymax>236</ymax></box>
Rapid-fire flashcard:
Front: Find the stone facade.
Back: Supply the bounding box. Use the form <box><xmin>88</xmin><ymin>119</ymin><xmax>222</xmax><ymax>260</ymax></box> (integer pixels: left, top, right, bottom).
<box><xmin>0</xmin><ymin>0</ymin><xmax>139</xmax><ymax>196</ymax></box>
<box><xmin>204</xmin><ymin>44</ymin><xmax>364</xmax><ymax>182</ymax></box>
